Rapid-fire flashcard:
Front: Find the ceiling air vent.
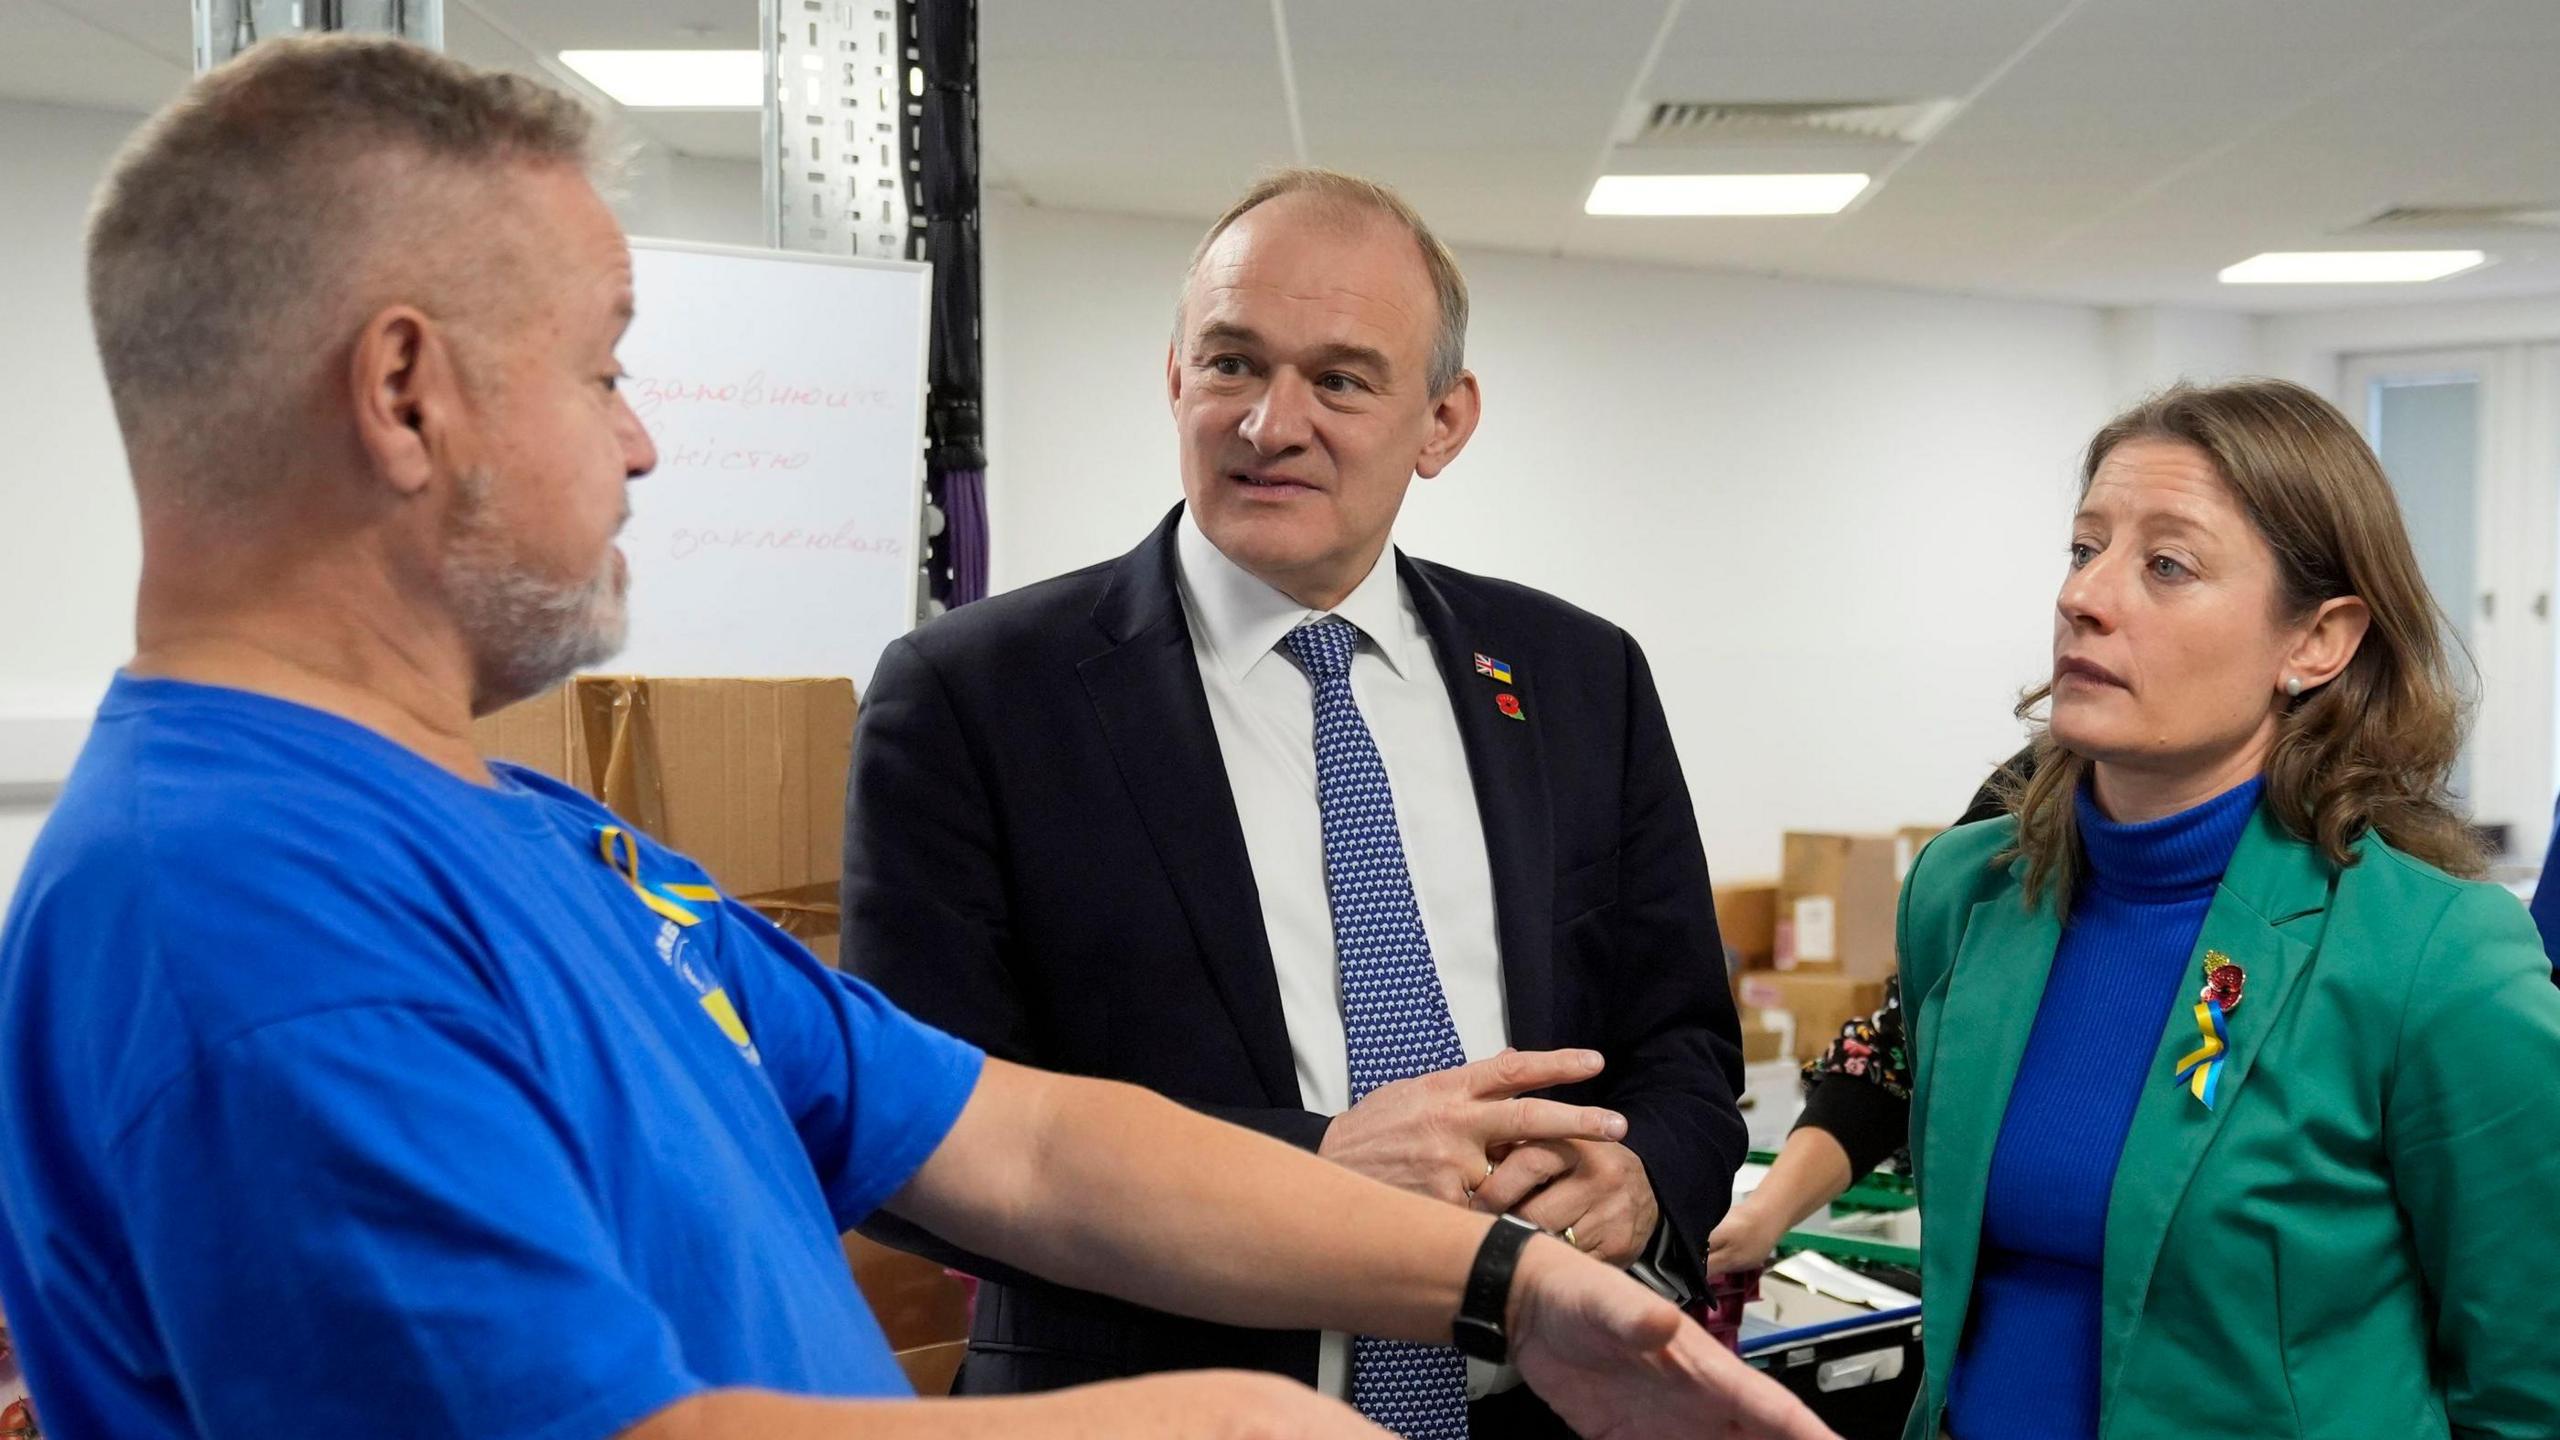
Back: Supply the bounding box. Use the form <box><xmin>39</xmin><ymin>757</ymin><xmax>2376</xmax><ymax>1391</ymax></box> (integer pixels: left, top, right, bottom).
<box><xmin>2350</xmin><ymin>204</ymin><xmax>2560</xmax><ymax>233</ymax></box>
<box><xmin>1626</xmin><ymin>99</ymin><xmax>1960</xmax><ymax>148</ymax></box>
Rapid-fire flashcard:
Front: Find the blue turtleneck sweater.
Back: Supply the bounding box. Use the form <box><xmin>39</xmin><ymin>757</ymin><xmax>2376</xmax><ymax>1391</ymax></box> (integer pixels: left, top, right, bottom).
<box><xmin>1944</xmin><ymin>777</ymin><xmax>2263</xmax><ymax>1440</ymax></box>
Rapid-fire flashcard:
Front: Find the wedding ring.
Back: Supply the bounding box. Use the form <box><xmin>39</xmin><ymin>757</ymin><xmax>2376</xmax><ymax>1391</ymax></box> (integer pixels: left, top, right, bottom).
<box><xmin>1562</xmin><ymin>1225</ymin><xmax>1581</xmax><ymax>1250</ymax></box>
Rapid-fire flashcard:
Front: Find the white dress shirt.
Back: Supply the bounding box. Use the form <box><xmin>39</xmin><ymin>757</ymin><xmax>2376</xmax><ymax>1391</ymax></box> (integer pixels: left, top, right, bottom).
<box><xmin>1173</xmin><ymin>512</ymin><xmax>1517</xmax><ymax>1400</ymax></box>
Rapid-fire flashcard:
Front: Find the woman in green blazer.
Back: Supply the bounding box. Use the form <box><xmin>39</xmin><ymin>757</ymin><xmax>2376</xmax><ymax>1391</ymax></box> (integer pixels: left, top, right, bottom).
<box><xmin>1898</xmin><ymin>379</ymin><xmax>2560</xmax><ymax>1440</ymax></box>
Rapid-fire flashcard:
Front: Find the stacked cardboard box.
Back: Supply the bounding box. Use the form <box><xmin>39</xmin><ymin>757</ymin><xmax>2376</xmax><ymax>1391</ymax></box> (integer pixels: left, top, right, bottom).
<box><xmin>1737</xmin><ymin>970</ymin><xmax>1890</xmax><ymax>1061</ymax></box>
<box><xmin>843</xmin><ymin>1233</ymin><xmax>972</xmax><ymax>1396</ymax></box>
<box><xmin>1738</xmin><ymin>1015</ymin><xmax>1787</xmax><ymax>1065</ymax></box>
<box><xmin>1775</xmin><ymin>832</ymin><xmax>1899</xmax><ymax>981</ymax></box>
<box><xmin>1714</xmin><ymin>880</ymin><xmax>1787</xmax><ymax>1064</ymax></box>
<box><xmin>475</xmin><ymin>676</ymin><xmax>855</xmax><ymax>965</ymax></box>
<box><xmin>1727</xmin><ymin>826</ymin><xmax>1938</xmax><ymax>1059</ymax></box>
<box><xmin>1713</xmin><ymin>880</ymin><xmax>1778</xmax><ymax>968</ymax></box>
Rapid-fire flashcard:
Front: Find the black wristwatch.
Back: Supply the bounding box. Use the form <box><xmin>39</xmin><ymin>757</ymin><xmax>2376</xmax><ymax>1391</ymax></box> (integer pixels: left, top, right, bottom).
<box><xmin>1451</xmin><ymin>1214</ymin><xmax>1540</xmax><ymax>1363</ymax></box>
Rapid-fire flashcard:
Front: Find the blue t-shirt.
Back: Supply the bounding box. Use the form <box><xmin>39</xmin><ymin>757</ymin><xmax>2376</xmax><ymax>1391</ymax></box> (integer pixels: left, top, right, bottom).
<box><xmin>2528</xmin><ymin>792</ymin><xmax>2560</xmax><ymax>973</ymax></box>
<box><xmin>0</xmin><ymin>675</ymin><xmax>985</xmax><ymax>1439</ymax></box>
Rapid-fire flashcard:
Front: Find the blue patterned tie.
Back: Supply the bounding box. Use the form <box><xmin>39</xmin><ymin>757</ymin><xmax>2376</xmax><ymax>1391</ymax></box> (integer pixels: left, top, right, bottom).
<box><xmin>1281</xmin><ymin>618</ymin><xmax>1471</xmax><ymax>1440</ymax></box>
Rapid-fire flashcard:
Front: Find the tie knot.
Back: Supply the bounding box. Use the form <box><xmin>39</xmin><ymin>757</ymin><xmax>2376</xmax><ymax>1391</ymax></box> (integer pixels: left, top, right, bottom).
<box><xmin>1282</xmin><ymin>617</ymin><xmax>1361</xmax><ymax>680</ymax></box>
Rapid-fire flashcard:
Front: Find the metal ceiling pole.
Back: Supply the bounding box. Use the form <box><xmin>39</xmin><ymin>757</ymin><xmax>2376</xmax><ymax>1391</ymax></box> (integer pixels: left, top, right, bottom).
<box><xmin>761</xmin><ymin>0</ymin><xmax>982</xmax><ymax>618</ymax></box>
<box><xmin>194</xmin><ymin>0</ymin><xmax>442</xmax><ymax>69</ymax></box>
<box><xmin>763</xmin><ymin>0</ymin><xmax>910</xmax><ymax>257</ymax></box>
<box><xmin>907</xmin><ymin>0</ymin><xmax>985</xmax><ymax>611</ymax></box>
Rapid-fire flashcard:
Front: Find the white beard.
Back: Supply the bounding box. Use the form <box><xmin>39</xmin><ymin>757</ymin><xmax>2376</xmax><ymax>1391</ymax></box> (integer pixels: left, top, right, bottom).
<box><xmin>443</xmin><ymin>464</ymin><xmax>627</xmax><ymax>711</ymax></box>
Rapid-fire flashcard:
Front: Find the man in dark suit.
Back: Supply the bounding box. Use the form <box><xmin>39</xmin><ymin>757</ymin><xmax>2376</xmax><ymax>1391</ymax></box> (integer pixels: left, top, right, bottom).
<box><xmin>843</xmin><ymin>168</ymin><xmax>1746</xmax><ymax>1437</ymax></box>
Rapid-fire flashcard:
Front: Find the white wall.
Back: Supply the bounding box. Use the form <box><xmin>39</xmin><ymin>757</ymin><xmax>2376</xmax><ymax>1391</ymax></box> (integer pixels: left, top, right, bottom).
<box><xmin>0</xmin><ymin>101</ymin><xmax>146</xmax><ymax>892</ymax></box>
<box><xmin>621</xmin><ymin>150</ymin><xmax>765</xmax><ymax>250</ymax></box>
<box><xmin>2103</xmin><ymin>306</ymin><xmax>2263</xmax><ymax>405</ymax></box>
<box><xmin>982</xmin><ymin>200</ymin><xmax>2120</xmax><ymax>878</ymax></box>
<box><xmin>2261</xmin><ymin>294</ymin><xmax>2560</xmax><ymax>403</ymax></box>
<box><xmin>0</xmin><ymin>102</ymin><xmax>141</xmax><ymax>709</ymax></box>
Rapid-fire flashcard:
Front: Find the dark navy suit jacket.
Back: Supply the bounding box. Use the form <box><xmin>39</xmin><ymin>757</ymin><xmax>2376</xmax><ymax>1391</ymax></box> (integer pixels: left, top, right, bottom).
<box><xmin>842</xmin><ymin>506</ymin><xmax>1745</xmax><ymax>1401</ymax></box>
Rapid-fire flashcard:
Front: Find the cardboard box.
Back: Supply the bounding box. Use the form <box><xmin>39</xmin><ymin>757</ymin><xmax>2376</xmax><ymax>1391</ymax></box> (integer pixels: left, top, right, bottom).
<box><xmin>1777</xmin><ymin>832</ymin><xmax>1900</xmax><ymax>980</ymax></box>
<box><xmin>475</xmin><ymin>676</ymin><xmax>856</xmax><ymax>965</ymax></box>
<box><xmin>1739</xmin><ymin>1015</ymin><xmax>1786</xmax><ymax>1066</ymax></box>
<box><xmin>843</xmin><ymin>1232</ymin><xmax>971</xmax><ymax>1392</ymax></box>
<box><xmin>1713</xmin><ymin>879</ymin><xmax>1779</xmax><ymax>970</ymax></box>
<box><xmin>1737</xmin><ymin>971</ymin><xmax>1889</xmax><ymax>1060</ymax></box>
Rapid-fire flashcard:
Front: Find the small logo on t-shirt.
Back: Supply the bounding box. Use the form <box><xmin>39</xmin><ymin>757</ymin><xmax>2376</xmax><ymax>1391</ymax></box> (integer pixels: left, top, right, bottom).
<box><xmin>597</xmin><ymin>824</ymin><xmax>761</xmax><ymax>1067</ymax></box>
<box><xmin>657</xmin><ymin>919</ymin><xmax>762</xmax><ymax>1067</ymax></box>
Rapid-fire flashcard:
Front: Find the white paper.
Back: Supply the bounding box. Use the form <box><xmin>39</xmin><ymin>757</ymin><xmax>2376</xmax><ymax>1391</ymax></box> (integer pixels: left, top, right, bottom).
<box><xmin>1792</xmin><ymin>895</ymin><xmax>1838</xmax><ymax>963</ymax></box>
<box><xmin>1770</xmin><ymin>1251</ymin><xmax>1920</xmax><ymax>1311</ymax></box>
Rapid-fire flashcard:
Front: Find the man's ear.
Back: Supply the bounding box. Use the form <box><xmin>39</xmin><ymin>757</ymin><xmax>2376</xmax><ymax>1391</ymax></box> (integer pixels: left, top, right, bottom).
<box><xmin>1414</xmin><ymin>371</ymin><xmax>1481</xmax><ymax>480</ymax></box>
<box><xmin>349</xmin><ymin>305</ymin><xmax>469</xmax><ymax>498</ymax></box>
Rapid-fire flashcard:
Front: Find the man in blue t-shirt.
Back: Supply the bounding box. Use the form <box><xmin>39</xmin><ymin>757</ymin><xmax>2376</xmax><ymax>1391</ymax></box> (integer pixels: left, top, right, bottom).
<box><xmin>2528</xmin><ymin>795</ymin><xmax>2560</xmax><ymax>978</ymax></box>
<box><xmin>0</xmin><ymin>35</ymin><xmax>1832</xmax><ymax>1440</ymax></box>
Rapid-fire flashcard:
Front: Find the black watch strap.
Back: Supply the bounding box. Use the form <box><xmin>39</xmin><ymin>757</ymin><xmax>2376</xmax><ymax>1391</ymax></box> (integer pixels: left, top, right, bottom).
<box><xmin>1452</xmin><ymin>1215</ymin><xmax>1540</xmax><ymax>1363</ymax></box>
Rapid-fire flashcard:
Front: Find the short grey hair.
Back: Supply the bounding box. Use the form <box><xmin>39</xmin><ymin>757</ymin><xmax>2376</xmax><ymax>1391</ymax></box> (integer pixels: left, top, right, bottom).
<box><xmin>85</xmin><ymin>34</ymin><xmax>600</xmax><ymax>513</ymax></box>
<box><xmin>1178</xmin><ymin>167</ymin><xmax>1471</xmax><ymax>397</ymax></box>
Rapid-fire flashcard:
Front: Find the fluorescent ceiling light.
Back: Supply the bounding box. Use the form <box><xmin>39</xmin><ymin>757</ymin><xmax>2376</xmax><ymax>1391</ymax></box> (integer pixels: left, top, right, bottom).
<box><xmin>558</xmin><ymin>50</ymin><xmax>762</xmax><ymax>109</ymax></box>
<box><xmin>1584</xmin><ymin>173</ymin><xmax>1870</xmax><ymax>217</ymax></box>
<box><xmin>2218</xmin><ymin>250</ymin><xmax>2487</xmax><ymax>284</ymax></box>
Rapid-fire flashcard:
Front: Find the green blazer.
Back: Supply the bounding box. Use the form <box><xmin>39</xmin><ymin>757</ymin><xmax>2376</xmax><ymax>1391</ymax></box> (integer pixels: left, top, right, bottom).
<box><xmin>1897</xmin><ymin>805</ymin><xmax>2560</xmax><ymax>1440</ymax></box>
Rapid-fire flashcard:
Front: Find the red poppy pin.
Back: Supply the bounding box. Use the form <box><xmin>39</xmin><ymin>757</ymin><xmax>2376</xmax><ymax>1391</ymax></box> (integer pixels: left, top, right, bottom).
<box><xmin>1495</xmin><ymin>692</ymin><xmax>1524</xmax><ymax>721</ymax></box>
<box><xmin>2200</xmin><ymin>951</ymin><xmax>2245</xmax><ymax>1013</ymax></box>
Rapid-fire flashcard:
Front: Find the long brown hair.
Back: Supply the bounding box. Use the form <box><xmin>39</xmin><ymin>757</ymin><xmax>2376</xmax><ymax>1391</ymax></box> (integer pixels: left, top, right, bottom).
<box><xmin>2002</xmin><ymin>379</ymin><xmax>2483</xmax><ymax>906</ymax></box>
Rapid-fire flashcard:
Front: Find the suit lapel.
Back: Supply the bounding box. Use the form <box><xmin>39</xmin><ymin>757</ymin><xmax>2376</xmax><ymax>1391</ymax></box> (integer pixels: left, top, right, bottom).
<box><xmin>1399</xmin><ymin>556</ymin><xmax>1556</xmax><ymax>1053</ymax></box>
<box><xmin>2095</xmin><ymin>808</ymin><xmax>2332</xmax><ymax>1427</ymax></box>
<box><xmin>1914</xmin><ymin>877</ymin><xmax>2061</xmax><ymax>1409</ymax></box>
<box><xmin>1077</xmin><ymin>509</ymin><xmax>1300</xmax><ymax>1107</ymax></box>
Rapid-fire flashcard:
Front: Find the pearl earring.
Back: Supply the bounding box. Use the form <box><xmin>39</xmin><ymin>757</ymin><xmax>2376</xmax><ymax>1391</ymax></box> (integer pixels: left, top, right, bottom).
<box><xmin>2284</xmin><ymin>676</ymin><xmax>2303</xmax><ymax>697</ymax></box>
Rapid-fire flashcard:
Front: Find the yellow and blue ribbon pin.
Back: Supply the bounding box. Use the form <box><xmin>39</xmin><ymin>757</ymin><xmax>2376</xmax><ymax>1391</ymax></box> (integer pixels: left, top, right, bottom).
<box><xmin>2172</xmin><ymin>950</ymin><xmax>2245</xmax><ymax>1109</ymax></box>
<box><xmin>595</xmin><ymin>825</ymin><xmax>723</xmax><ymax>927</ymax></box>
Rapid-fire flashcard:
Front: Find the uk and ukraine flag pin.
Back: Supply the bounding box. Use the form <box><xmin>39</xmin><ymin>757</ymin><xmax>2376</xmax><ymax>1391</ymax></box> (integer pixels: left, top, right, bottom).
<box><xmin>1474</xmin><ymin>653</ymin><xmax>1524</xmax><ymax>721</ymax></box>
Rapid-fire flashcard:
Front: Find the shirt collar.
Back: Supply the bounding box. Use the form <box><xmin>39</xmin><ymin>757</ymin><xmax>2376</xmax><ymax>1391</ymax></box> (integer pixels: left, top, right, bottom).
<box><xmin>1174</xmin><ymin>506</ymin><xmax>1417</xmax><ymax>683</ymax></box>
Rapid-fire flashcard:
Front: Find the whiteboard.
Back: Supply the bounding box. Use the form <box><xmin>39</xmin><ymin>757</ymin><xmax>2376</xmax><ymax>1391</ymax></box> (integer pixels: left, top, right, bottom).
<box><xmin>605</xmin><ymin>238</ymin><xmax>932</xmax><ymax>694</ymax></box>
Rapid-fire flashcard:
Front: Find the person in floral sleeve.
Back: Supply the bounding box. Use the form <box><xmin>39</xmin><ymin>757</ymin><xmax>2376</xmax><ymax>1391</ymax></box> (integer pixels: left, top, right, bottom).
<box><xmin>0</xmin><ymin>1311</ymin><xmax>36</xmax><ymax>1439</ymax></box>
<box><xmin>1706</xmin><ymin>752</ymin><xmax>2025</xmax><ymax>1275</ymax></box>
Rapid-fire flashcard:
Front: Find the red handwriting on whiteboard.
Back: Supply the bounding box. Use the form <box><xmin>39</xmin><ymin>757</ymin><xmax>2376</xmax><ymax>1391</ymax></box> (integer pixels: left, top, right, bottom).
<box><xmin>655</xmin><ymin>438</ymin><xmax>815</xmax><ymax>473</ymax></box>
<box><xmin>666</xmin><ymin>519</ymin><xmax>908</xmax><ymax>561</ymax></box>
<box><xmin>628</xmin><ymin>371</ymin><xmax>899</xmax><ymax>418</ymax></box>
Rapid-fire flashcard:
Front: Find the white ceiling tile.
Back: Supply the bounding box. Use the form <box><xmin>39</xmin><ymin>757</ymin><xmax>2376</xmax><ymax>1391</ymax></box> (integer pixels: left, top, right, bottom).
<box><xmin>457</xmin><ymin>0</ymin><xmax>761</xmax><ymax>51</ymax></box>
<box><xmin>2036</xmin><ymin>0</ymin><xmax>2444</xmax><ymax>55</ymax></box>
<box><xmin>981</xmin><ymin>0</ymin><xmax>1281</xmax><ymax>65</ymax></box>
<box><xmin>0</xmin><ymin>0</ymin><xmax>188</xmax><ymax>114</ymax></box>
<box><xmin>43</xmin><ymin>0</ymin><xmax>191</xmax><ymax>67</ymax></box>
<box><xmin>2417</xmin><ymin>0</ymin><xmax>2560</xmax><ymax>51</ymax></box>
<box><xmin>1657</xmin><ymin>0</ymin><xmax>2080</xmax><ymax>58</ymax></box>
